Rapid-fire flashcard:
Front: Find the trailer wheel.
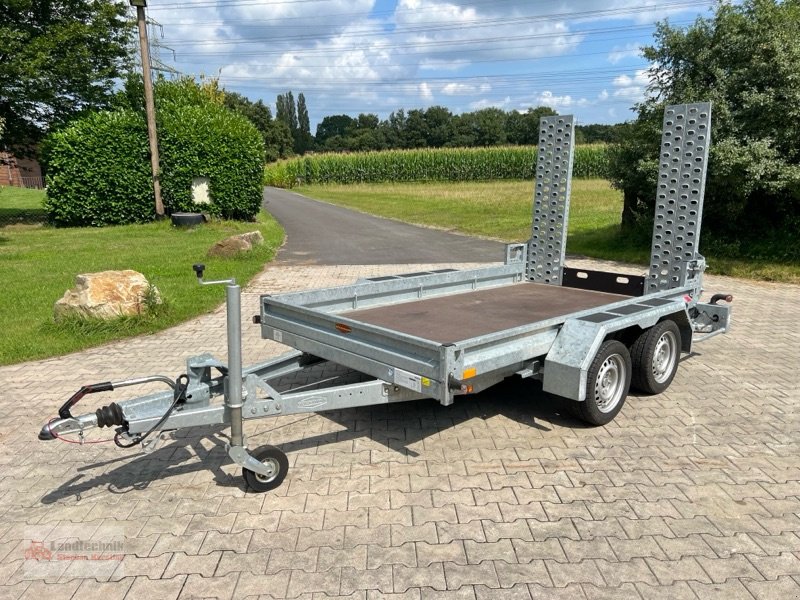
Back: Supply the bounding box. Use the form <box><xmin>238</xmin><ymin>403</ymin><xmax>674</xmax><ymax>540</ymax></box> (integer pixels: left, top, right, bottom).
<box><xmin>243</xmin><ymin>445</ymin><xmax>289</xmax><ymax>492</ymax></box>
<box><xmin>630</xmin><ymin>320</ymin><xmax>681</xmax><ymax>395</ymax></box>
<box><xmin>575</xmin><ymin>340</ymin><xmax>632</xmax><ymax>426</ymax></box>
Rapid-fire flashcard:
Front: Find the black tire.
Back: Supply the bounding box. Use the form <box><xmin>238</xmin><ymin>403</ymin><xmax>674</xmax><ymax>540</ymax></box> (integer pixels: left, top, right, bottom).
<box><xmin>242</xmin><ymin>445</ymin><xmax>289</xmax><ymax>492</ymax></box>
<box><xmin>630</xmin><ymin>320</ymin><xmax>681</xmax><ymax>395</ymax></box>
<box><xmin>574</xmin><ymin>340</ymin><xmax>632</xmax><ymax>426</ymax></box>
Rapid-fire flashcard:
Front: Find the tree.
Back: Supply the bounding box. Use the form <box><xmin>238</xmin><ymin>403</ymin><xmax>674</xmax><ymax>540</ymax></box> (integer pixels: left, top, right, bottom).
<box><xmin>224</xmin><ymin>90</ymin><xmax>272</xmax><ymax>134</ymax></box>
<box><xmin>403</xmin><ymin>109</ymin><xmax>428</xmax><ymax>148</ymax></box>
<box><xmin>223</xmin><ymin>89</ymin><xmax>292</xmax><ymax>161</ymax></box>
<box><xmin>0</xmin><ymin>0</ymin><xmax>133</xmax><ymax>148</ymax></box>
<box><xmin>609</xmin><ymin>0</ymin><xmax>800</xmax><ymax>239</ymax></box>
<box><xmin>471</xmin><ymin>108</ymin><xmax>507</xmax><ymax>146</ymax></box>
<box><xmin>506</xmin><ymin>107</ymin><xmax>557</xmax><ymax>145</ymax></box>
<box><xmin>296</xmin><ymin>92</ymin><xmax>312</xmax><ymax>154</ymax></box>
<box><xmin>315</xmin><ymin>114</ymin><xmax>356</xmax><ymax>146</ymax></box>
<box><xmin>423</xmin><ymin>106</ymin><xmax>453</xmax><ymax>148</ymax></box>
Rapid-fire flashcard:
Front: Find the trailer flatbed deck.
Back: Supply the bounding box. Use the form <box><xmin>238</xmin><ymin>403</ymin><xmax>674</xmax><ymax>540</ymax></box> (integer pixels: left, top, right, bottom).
<box><xmin>343</xmin><ymin>282</ymin><xmax>629</xmax><ymax>344</ymax></box>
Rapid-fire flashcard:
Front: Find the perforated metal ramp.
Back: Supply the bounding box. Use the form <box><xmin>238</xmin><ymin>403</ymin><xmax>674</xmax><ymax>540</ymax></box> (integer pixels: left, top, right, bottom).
<box><xmin>527</xmin><ymin>115</ymin><xmax>575</xmax><ymax>285</ymax></box>
<box><xmin>647</xmin><ymin>102</ymin><xmax>712</xmax><ymax>293</ymax></box>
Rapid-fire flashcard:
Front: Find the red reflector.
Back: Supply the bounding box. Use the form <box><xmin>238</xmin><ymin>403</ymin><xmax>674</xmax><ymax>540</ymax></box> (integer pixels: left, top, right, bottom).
<box><xmin>335</xmin><ymin>323</ymin><xmax>352</xmax><ymax>334</ymax></box>
<box><xmin>683</xmin><ymin>295</ymin><xmax>692</xmax><ymax>302</ymax></box>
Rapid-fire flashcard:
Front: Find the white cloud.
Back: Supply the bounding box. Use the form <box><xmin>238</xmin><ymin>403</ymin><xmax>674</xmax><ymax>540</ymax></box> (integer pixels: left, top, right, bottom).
<box><xmin>147</xmin><ymin>0</ymin><xmax>713</xmax><ymax>124</ymax></box>
<box><xmin>608</xmin><ymin>42</ymin><xmax>643</xmax><ymax>64</ymax></box>
<box><xmin>440</xmin><ymin>81</ymin><xmax>492</xmax><ymax>95</ymax></box>
<box><xmin>612</xmin><ymin>69</ymin><xmax>651</xmax><ymax>101</ymax></box>
<box><xmin>419</xmin><ymin>82</ymin><xmax>434</xmax><ymax>101</ymax></box>
<box><xmin>535</xmin><ymin>90</ymin><xmax>576</xmax><ymax>110</ymax></box>
<box><xmin>469</xmin><ymin>96</ymin><xmax>512</xmax><ymax>110</ymax></box>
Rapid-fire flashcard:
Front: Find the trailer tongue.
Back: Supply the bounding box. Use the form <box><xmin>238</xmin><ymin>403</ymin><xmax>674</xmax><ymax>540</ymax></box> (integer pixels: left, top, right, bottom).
<box><xmin>40</xmin><ymin>103</ymin><xmax>732</xmax><ymax>492</ymax></box>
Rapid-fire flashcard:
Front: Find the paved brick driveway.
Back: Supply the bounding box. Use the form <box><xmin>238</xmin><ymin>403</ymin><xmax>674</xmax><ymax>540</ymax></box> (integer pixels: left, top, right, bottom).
<box><xmin>1</xmin><ymin>259</ymin><xmax>798</xmax><ymax>599</ymax></box>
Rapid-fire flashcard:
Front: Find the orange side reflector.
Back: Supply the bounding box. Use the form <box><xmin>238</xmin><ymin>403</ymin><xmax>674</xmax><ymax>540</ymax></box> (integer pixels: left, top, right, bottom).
<box><xmin>462</xmin><ymin>367</ymin><xmax>477</xmax><ymax>379</ymax></box>
<box><xmin>335</xmin><ymin>323</ymin><xmax>352</xmax><ymax>334</ymax></box>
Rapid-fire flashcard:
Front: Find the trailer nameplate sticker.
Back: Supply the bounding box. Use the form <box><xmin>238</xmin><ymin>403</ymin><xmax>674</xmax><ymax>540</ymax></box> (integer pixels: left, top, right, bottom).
<box><xmin>394</xmin><ymin>369</ymin><xmax>422</xmax><ymax>392</ymax></box>
<box><xmin>273</xmin><ymin>330</ymin><xmax>283</xmax><ymax>343</ymax></box>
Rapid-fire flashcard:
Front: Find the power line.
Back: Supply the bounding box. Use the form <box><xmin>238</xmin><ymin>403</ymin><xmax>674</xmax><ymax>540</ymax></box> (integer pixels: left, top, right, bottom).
<box><xmin>155</xmin><ymin>1</ymin><xmax>709</xmax><ymax>27</ymax></box>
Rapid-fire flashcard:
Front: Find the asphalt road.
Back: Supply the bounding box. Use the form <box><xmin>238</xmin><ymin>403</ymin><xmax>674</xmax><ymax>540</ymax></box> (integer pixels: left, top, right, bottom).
<box><xmin>263</xmin><ymin>186</ymin><xmax>504</xmax><ymax>265</ymax></box>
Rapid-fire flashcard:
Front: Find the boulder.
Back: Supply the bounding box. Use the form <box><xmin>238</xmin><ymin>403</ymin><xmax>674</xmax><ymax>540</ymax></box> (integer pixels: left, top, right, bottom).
<box><xmin>207</xmin><ymin>230</ymin><xmax>264</xmax><ymax>258</ymax></box>
<box><xmin>54</xmin><ymin>270</ymin><xmax>161</xmax><ymax>321</ymax></box>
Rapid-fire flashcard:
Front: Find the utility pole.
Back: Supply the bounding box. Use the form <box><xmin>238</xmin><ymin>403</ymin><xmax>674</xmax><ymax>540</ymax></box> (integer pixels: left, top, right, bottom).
<box><xmin>130</xmin><ymin>0</ymin><xmax>164</xmax><ymax>217</ymax></box>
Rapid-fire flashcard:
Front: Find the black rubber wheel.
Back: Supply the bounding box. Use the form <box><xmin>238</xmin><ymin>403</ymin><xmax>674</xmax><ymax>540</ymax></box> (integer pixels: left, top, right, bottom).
<box><xmin>630</xmin><ymin>320</ymin><xmax>681</xmax><ymax>395</ymax></box>
<box><xmin>573</xmin><ymin>340</ymin><xmax>632</xmax><ymax>426</ymax></box>
<box><xmin>170</xmin><ymin>212</ymin><xmax>205</xmax><ymax>227</ymax></box>
<box><xmin>242</xmin><ymin>445</ymin><xmax>289</xmax><ymax>492</ymax></box>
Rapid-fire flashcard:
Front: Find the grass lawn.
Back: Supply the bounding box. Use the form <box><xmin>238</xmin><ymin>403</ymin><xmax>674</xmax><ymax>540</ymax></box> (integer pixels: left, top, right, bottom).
<box><xmin>296</xmin><ymin>179</ymin><xmax>800</xmax><ymax>283</ymax></box>
<box><xmin>0</xmin><ymin>187</ymin><xmax>284</xmax><ymax>365</ymax></box>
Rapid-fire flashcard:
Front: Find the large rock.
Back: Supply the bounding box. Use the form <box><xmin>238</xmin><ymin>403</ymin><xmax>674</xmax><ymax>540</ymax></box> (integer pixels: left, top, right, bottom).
<box><xmin>54</xmin><ymin>270</ymin><xmax>161</xmax><ymax>321</ymax></box>
<box><xmin>207</xmin><ymin>230</ymin><xmax>264</xmax><ymax>258</ymax></box>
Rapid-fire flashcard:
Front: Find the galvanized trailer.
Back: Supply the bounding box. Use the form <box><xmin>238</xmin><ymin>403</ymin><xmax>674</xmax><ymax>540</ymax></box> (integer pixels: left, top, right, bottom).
<box><xmin>40</xmin><ymin>103</ymin><xmax>732</xmax><ymax>492</ymax></box>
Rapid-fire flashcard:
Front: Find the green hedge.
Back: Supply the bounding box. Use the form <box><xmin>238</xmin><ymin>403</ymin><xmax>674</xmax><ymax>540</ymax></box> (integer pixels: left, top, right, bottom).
<box><xmin>264</xmin><ymin>144</ymin><xmax>609</xmax><ymax>188</ymax></box>
<box><xmin>44</xmin><ymin>98</ymin><xmax>265</xmax><ymax>226</ymax></box>
<box><xmin>159</xmin><ymin>104</ymin><xmax>265</xmax><ymax>220</ymax></box>
<box><xmin>44</xmin><ymin>111</ymin><xmax>154</xmax><ymax>226</ymax></box>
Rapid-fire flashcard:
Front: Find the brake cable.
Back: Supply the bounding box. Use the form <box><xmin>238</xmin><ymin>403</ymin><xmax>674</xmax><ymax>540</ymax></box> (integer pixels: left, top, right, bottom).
<box><xmin>114</xmin><ymin>374</ymin><xmax>189</xmax><ymax>449</ymax></box>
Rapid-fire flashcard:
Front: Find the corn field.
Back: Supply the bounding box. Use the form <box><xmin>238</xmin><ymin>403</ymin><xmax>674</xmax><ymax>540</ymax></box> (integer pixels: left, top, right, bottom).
<box><xmin>264</xmin><ymin>144</ymin><xmax>610</xmax><ymax>188</ymax></box>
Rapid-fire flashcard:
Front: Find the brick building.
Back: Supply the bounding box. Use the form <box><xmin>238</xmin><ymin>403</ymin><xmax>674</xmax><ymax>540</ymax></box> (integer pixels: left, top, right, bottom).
<box><xmin>0</xmin><ymin>150</ymin><xmax>43</xmax><ymax>188</ymax></box>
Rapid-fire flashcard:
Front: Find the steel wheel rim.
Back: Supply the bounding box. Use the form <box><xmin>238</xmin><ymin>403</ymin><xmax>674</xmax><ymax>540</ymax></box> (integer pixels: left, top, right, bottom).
<box><xmin>254</xmin><ymin>457</ymin><xmax>280</xmax><ymax>483</ymax></box>
<box><xmin>594</xmin><ymin>354</ymin><xmax>626</xmax><ymax>413</ymax></box>
<box><xmin>652</xmin><ymin>330</ymin><xmax>678</xmax><ymax>384</ymax></box>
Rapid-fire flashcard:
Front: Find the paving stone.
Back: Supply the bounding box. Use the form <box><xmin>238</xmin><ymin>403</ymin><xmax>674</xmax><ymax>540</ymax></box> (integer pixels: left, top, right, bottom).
<box><xmin>644</xmin><ymin>557</ymin><xmax>712</xmax><ymax>585</ymax></box>
<box><xmin>443</xmin><ymin>562</ymin><xmax>499</xmax><ymax>589</ymax></box>
<box><xmin>340</xmin><ymin>565</ymin><xmax>393</xmax><ymax>595</ymax></box>
<box><xmin>634</xmin><ymin>581</ymin><xmax>698</xmax><ymax>600</ymax></box>
<box><xmin>164</xmin><ymin>550</ymin><xmax>222</xmax><ymax>577</ymax></box>
<box><xmin>367</xmin><ymin>543</ymin><xmax>417</xmax><ymax>569</ymax></box>
<box><xmin>744</xmin><ymin>575</ymin><xmax>800</xmax><ymax>600</ymax></box>
<box><xmin>686</xmin><ymin>579</ymin><xmax>757</xmax><ymax>600</ymax></box>
<box><xmin>420</xmin><ymin>590</ymin><xmax>476</xmax><ymax>600</ymax></box>
<box><xmin>4</xmin><ymin>263</ymin><xmax>799</xmax><ymax>600</ymax></box>
<box><xmin>580</xmin><ymin>583</ymin><xmax>643</xmax><ymax>600</ymax></box>
<box><xmin>317</xmin><ymin>546</ymin><xmax>368</xmax><ymax>571</ymax></box>
<box><xmin>493</xmin><ymin>560</ymin><xmax>550</xmax><ymax>587</ymax></box>
<box><xmin>595</xmin><ymin>557</ymin><xmax>657</xmax><ymax>586</ymax></box>
<box><xmin>392</xmin><ymin>564</ymin><xmax>446</xmax><ymax>593</ymax></box>
<box><xmin>545</xmin><ymin>559</ymin><xmax>604</xmax><ymax>587</ymax></box>
<box><xmin>124</xmin><ymin>575</ymin><xmax>185</xmax><ymax>600</ymax></box>
<box><xmin>391</xmin><ymin>523</ymin><xmax>438</xmax><ymax>546</ymax></box>
<box><xmin>416</xmin><ymin>541</ymin><xmax>467</xmax><ymax>567</ymax></box>
<box><xmin>233</xmin><ymin>571</ymin><xmax>291</xmax><ymax>598</ymax></box>
<box><xmin>474</xmin><ymin>583</ymin><xmax>531</xmax><ymax>599</ymax></box>
<box><xmin>216</xmin><ymin>549</ymin><xmax>270</xmax><ymax>576</ymax></box>
<box><xmin>528</xmin><ymin>583</ymin><xmax>587</xmax><ymax>599</ymax></box>
<box><xmin>286</xmin><ymin>568</ymin><xmax>341</xmax><ymax>597</ymax></box>
<box><xmin>746</xmin><ymin>552</ymin><xmax>800</xmax><ymax>578</ymax></box>
<box><xmin>180</xmin><ymin>572</ymin><xmax>239</xmax><ymax>600</ymax></box>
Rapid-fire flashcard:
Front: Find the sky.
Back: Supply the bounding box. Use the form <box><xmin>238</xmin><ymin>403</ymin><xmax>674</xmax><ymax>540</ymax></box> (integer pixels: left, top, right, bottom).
<box><xmin>144</xmin><ymin>0</ymin><xmax>718</xmax><ymax>130</ymax></box>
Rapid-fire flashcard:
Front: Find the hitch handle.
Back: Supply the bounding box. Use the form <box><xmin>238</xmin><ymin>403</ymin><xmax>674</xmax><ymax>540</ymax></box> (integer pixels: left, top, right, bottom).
<box><xmin>58</xmin><ymin>382</ymin><xmax>114</xmax><ymax>420</ymax></box>
<box><xmin>710</xmin><ymin>293</ymin><xmax>733</xmax><ymax>305</ymax></box>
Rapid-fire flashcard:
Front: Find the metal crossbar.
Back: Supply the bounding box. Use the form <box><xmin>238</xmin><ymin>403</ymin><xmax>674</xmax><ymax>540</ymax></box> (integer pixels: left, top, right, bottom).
<box><xmin>527</xmin><ymin>114</ymin><xmax>575</xmax><ymax>285</ymax></box>
<box><xmin>647</xmin><ymin>102</ymin><xmax>712</xmax><ymax>293</ymax></box>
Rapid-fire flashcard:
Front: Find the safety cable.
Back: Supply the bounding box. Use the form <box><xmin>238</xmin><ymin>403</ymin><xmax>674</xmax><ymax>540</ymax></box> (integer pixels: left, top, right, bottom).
<box><xmin>114</xmin><ymin>374</ymin><xmax>190</xmax><ymax>449</ymax></box>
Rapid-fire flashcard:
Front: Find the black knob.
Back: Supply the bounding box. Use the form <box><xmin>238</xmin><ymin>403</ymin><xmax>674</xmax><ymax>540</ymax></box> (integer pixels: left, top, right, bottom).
<box><xmin>192</xmin><ymin>263</ymin><xmax>205</xmax><ymax>278</ymax></box>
